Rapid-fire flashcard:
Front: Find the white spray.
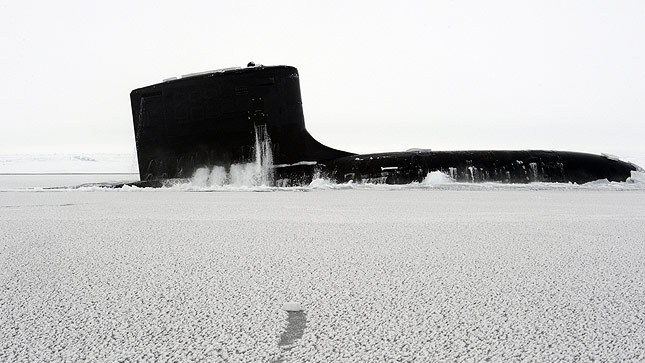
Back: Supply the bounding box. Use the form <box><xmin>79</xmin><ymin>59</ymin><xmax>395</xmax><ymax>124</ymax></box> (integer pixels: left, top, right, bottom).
<box><xmin>252</xmin><ymin>124</ymin><xmax>274</xmax><ymax>186</ymax></box>
<box><xmin>191</xmin><ymin>124</ymin><xmax>274</xmax><ymax>187</ymax></box>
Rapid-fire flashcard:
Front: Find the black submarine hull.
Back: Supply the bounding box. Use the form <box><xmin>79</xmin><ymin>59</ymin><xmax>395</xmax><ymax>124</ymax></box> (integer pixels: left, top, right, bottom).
<box><xmin>319</xmin><ymin>150</ymin><xmax>635</xmax><ymax>185</ymax></box>
<box><xmin>131</xmin><ymin>64</ymin><xmax>639</xmax><ymax>186</ymax></box>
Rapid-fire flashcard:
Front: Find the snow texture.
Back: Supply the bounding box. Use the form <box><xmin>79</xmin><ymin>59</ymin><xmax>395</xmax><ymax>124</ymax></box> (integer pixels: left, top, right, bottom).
<box><xmin>1</xmin><ymin>178</ymin><xmax>645</xmax><ymax>362</ymax></box>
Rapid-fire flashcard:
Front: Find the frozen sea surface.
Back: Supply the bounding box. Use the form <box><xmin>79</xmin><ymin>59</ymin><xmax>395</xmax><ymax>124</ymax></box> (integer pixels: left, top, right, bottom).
<box><xmin>1</xmin><ymin>179</ymin><xmax>645</xmax><ymax>361</ymax></box>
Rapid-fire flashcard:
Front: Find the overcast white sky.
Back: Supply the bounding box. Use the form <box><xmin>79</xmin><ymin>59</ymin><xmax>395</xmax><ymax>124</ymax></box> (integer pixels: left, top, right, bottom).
<box><xmin>1</xmin><ymin>0</ymin><xmax>644</xmax><ymax>160</ymax></box>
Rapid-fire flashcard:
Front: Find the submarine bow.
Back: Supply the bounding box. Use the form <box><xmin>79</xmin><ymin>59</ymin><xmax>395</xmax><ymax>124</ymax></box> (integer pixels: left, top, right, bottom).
<box><xmin>131</xmin><ymin>64</ymin><xmax>638</xmax><ymax>185</ymax></box>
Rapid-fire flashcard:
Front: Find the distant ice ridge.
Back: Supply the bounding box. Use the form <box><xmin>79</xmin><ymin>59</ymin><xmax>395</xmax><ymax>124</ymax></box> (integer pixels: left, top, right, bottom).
<box><xmin>0</xmin><ymin>153</ymin><xmax>137</xmax><ymax>173</ymax></box>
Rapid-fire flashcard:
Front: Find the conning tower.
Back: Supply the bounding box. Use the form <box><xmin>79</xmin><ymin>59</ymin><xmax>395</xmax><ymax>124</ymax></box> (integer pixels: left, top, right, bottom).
<box><xmin>131</xmin><ymin>64</ymin><xmax>350</xmax><ymax>180</ymax></box>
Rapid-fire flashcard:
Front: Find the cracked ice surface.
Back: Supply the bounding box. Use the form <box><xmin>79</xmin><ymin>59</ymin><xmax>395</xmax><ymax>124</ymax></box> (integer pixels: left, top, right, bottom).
<box><xmin>1</xmin><ymin>190</ymin><xmax>645</xmax><ymax>362</ymax></box>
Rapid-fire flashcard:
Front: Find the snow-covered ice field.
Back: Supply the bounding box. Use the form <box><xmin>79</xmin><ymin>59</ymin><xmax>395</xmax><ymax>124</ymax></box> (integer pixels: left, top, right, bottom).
<box><xmin>1</xmin><ymin>175</ymin><xmax>645</xmax><ymax>362</ymax></box>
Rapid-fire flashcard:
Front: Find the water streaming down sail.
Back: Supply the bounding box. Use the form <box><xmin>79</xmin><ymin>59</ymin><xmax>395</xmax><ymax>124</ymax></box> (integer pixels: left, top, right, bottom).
<box><xmin>253</xmin><ymin>124</ymin><xmax>274</xmax><ymax>186</ymax></box>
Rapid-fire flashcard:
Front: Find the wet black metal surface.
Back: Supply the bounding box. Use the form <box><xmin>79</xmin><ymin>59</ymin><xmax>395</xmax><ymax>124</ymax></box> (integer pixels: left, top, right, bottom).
<box><xmin>131</xmin><ymin>65</ymin><xmax>350</xmax><ymax>181</ymax></box>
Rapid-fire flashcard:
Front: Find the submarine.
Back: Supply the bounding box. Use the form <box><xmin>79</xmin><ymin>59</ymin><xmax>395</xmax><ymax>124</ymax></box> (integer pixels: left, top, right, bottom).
<box><xmin>130</xmin><ymin>63</ymin><xmax>640</xmax><ymax>186</ymax></box>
